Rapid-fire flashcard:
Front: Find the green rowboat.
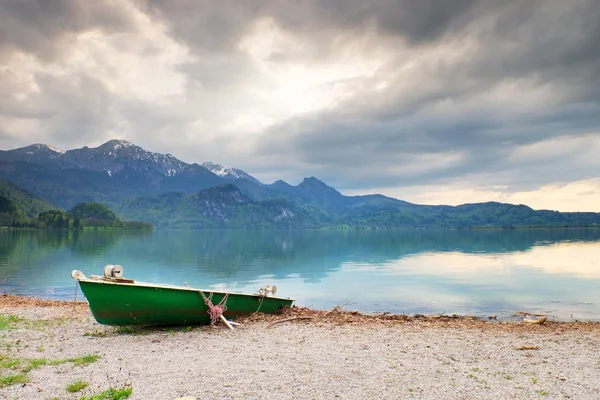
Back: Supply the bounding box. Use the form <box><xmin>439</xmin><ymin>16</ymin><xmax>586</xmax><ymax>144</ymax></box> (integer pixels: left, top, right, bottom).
<box><xmin>71</xmin><ymin>267</ymin><xmax>294</xmax><ymax>327</ymax></box>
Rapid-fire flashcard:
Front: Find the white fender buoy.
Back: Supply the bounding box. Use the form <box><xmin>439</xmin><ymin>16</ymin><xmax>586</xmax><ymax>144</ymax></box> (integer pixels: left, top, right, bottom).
<box><xmin>71</xmin><ymin>270</ymin><xmax>87</xmax><ymax>280</ymax></box>
<box><xmin>258</xmin><ymin>284</ymin><xmax>277</xmax><ymax>296</ymax></box>
<box><xmin>103</xmin><ymin>264</ymin><xmax>114</xmax><ymax>278</ymax></box>
<box><xmin>103</xmin><ymin>264</ymin><xmax>124</xmax><ymax>279</ymax></box>
<box><xmin>112</xmin><ymin>265</ymin><xmax>123</xmax><ymax>278</ymax></box>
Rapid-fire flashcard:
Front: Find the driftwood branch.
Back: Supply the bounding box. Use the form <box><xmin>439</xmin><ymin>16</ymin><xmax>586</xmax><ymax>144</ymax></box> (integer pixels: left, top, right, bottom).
<box><xmin>513</xmin><ymin>312</ymin><xmax>548</xmax><ymax>317</ymax></box>
<box><xmin>267</xmin><ymin>316</ymin><xmax>316</xmax><ymax>328</ymax></box>
<box><xmin>220</xmin><ymin>315</ymin><xmax>235</xmax><ymax>331</ymax></box>
<box><xmin>268</xmin><ymin>302</ymin><xmax>352</xmax><ymax>328</ymax></box>
<box><xmin>523</xmin><ymin>316</ymin><xmax>547</xmax><ymax>325</ymax></box>
<box><xmin>515</xmin><ymin>345</ymin><xmax>540</xmax><ymax>350</ymax></box>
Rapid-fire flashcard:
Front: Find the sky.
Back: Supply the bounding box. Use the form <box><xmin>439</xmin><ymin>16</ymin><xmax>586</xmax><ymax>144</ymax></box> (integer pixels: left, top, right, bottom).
<box><xmin>1</xmin><ymin>0</ymin><xmax>600</xmax><ymax>212</ymax></box>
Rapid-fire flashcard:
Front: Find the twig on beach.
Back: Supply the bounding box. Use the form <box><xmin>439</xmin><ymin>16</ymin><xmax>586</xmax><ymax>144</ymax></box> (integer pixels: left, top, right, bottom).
<box><xmin>267</xmin><ymin>316</ymin><xmax>316</xmax><ymax>328</ymax></box>
<box><xmin>323</xmin><ymin>300</ymin><xmax>355</xmax><ymax>316</ymax></box>
<box><xmin>515</xmin><ymin>345</ymin><xmax>540</xmax><ymax>350</ymax></box>
<box><xmin>220</xmin><ymin>315</ymin><xmax>235</xmax><ymax>331</ymax></box>
<box><xmin>427</xmin><ymin>314</ymin><xmax>443</xmax><ymax>319</ymax></box>
<box><xmin>0</xmin><ymin>278</ymin><xmax>28</xmax><ymax>297</ymax></box>
<box><xmin>523</xmin><ymin>316</ymin><xmax>547</xmax><ymax>325</ymax></box>
<box><xmin>513</xmin><ymin>311</ymin><xmax>548</xmax><ymax>317</ymax></box>
<box><xmin>2</xmin><ymin>287</ymin><xmax>23</xmax><ymax>295</ymax></box>
<box><xmin>324</xmin><ymin>306</ymin><xmax>341</xmax><ymax>316</ymax></box>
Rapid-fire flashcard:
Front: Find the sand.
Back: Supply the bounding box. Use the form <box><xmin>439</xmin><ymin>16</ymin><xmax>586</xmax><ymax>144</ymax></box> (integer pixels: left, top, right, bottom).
<box><xmin>1</xmin><ymin>296</ymin><xmax>599</xmax><ymax>400</ymax></box>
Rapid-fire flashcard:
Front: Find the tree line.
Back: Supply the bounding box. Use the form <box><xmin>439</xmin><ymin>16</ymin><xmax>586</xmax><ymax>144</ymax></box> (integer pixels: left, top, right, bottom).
<box><xmin>0</xmin><ymin>196</ymin><xmax>152</xmax><ymax>230</ymax></box>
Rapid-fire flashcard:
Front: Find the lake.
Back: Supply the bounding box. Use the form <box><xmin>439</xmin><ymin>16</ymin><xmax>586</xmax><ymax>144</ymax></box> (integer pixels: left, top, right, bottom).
<box><xmin>1</xmin><ymin>228</ymin><xmax>600</xmax><ymax>321</ymax></box>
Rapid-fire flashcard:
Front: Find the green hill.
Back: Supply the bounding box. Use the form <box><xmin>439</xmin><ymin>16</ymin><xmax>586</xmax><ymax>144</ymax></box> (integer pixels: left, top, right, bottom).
<box><xmin>70</xmin><ymin>203</ymin><xmax>119</xmax><ymax>221</ymax></box>
<box><xmin>0</xmin><ymin>195</ymin><xmax>21</xmax><ymax>226</ymax></box>
<box><xmin>0</xmin><ymin>179</ymin><xmax>55</xmax><ymax>217</ymax></box>
<box><xmin>116</xmin><ymin>184</ymin><xmax>334</xmax><ymax>229</ymax></box>
<box><xmin>30</xmin><ymin>203</ymin><xmax>151</xmax><ymax>230</ymax></box>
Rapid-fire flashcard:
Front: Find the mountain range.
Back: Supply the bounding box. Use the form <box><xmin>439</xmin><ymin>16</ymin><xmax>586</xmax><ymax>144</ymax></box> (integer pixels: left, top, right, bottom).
<box><xmin>1</xmin><ymin>139</ymin><xmax>599</xmax><ymax>229</ymax></box>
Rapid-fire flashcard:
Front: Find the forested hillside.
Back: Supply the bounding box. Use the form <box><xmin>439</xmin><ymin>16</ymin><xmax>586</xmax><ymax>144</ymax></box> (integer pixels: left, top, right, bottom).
<box><xmin>1</xmin><ymin>140</ymin><xmax>600</xmax><ymax>229</ymax></box>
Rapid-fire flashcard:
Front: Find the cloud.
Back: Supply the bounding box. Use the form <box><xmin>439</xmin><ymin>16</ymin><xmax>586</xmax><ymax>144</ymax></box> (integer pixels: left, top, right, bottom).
<box><xmin>246</xmin><ymin>0</ymin><xmax>600</xmax><ymax>191</ymax></box>
<box><xmin>0</xmin><ymin>0</ymin><xmax>599</xmax><ymax>210</ymax></box>
<box><xmin>0</xmin><ymin>0</ymin><xmax>136</xmax><ymax>61</ymax></box>
<box><xmin>0</xmin><ymin>0</ymin><xmax>192</xmax><ymax>148</ymax></box>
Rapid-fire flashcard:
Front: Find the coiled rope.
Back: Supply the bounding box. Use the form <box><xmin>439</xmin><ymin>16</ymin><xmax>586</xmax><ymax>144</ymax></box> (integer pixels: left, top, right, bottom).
<box><xmin>200</xmin><ymin>291</ymin><xmax>229</xmax><ymax>325</ymax></box>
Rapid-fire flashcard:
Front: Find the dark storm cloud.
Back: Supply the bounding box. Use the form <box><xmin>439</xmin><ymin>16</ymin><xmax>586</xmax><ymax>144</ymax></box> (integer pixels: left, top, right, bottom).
<box><xmin>0</xmin><ymin>0</ymin><xmax>136</xmax><ymax>60</ymax></box>
<box><xmin>142</xmin><ymin>0</ymin><xmax>482</xmax><ymax>57</ymax></box>
<box><xmin>256</xmin><ymin>90</ymin><xmax>600</xmax><ymax>191</ymax></box>
<box><xmin>0</xmin><ymin>0</ymin><xmax>140</xmax><ymax>146</ymax></box>
<box><xmin>241</xmin><ymin>0</ymin><xmax>600</xmax><ymax>191</ymax></box>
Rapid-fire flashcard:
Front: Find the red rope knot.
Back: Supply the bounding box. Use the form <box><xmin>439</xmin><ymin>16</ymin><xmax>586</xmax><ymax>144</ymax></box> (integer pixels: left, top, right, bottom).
<box><xmin>200</xmin><ymin>291</ymin><xmax>229</xmax><ymax>325</ymax></box>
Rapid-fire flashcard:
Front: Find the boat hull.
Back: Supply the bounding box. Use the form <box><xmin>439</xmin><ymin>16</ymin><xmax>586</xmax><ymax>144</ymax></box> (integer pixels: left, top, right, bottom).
<box><xmin>78</xmin><ymin>280</ymin><xmax>293</xmax><ymax>326</ymax></box>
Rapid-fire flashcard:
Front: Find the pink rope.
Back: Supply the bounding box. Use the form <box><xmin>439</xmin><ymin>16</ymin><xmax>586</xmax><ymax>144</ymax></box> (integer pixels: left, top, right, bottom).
<box><xmin>200</xmin><ymin>292</ymin><xmax>229</xmax><ymax>325</ymax></box>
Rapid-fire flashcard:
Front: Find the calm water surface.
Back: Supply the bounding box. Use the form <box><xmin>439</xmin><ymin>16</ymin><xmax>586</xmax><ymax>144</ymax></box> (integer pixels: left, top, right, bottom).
<box><xmin>1</xmin><ymin>229</ymin><xmax>599</xmax><ymax>321</ymax></box>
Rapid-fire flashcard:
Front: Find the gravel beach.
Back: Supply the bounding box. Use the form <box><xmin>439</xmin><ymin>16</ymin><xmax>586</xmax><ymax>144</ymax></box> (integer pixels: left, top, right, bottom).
<box><xmin>1</xmin><ymin>296</ymin><xmax>599</xmax><ymax>400</ymax></box>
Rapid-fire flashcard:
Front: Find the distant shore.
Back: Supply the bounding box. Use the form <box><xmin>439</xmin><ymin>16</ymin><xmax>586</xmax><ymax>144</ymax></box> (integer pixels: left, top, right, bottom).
<box><xmin>3</xmin><ymin>224</ymin><xmax>599</xmax><ymax>231</ymax></box>
<box><xmin>1</xmin><ymin>295</ymin><xmax>600</xmax><ymax>399</ymax></box>
<box><xmin>457</xmin><ymin>225</ymin><xmax>600</xmax><ymax>230</ymax></box>
<box><xmin>326</xmin><ymin>225</ymin><xmax>600</xmax><ymax>230</ymax></box>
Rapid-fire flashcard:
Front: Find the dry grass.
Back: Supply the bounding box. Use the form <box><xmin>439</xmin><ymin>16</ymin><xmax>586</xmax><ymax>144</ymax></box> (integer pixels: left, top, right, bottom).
<box><xmin>238</xmin><ymin>305</ymin><xmax>600</xmax><ymax>334</ymax></box>
<box><xmin>0</xmin><ymin>294</ymin><xmax>88</xmax><ymax>313</ymax></box>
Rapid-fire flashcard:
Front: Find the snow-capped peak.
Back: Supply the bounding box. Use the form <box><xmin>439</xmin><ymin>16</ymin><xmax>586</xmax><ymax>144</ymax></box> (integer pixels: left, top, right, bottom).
<box><xmin>97</xmin><ymin>139</ymin><xmax>136</xmax><ymax>152</ymax></box>
<box><xmin>202</xmin><ymin>162</ymin><xmax>232</xmax><ymax>177</ymax></box>
<box><xmin>17</xmin><ymin>144</ymin><xmax>64</xmax><ymax>154</ymax></box>
<box><xmin>9</xmin><ymin>143</ymin><xmax>64</xmax><ymax>157</ymax></box>
<box><xmin>30</xmin><ymin>144</ymin><xmax>64</xmax><ymax>154</ymax></box>
<box><xmin>45</xmin><ymin>144</ymin><xmax>64</xmax><ymax>154</ymax></box>
<box><xmin>201</xmin><ymin>162</ymin><xmax>262</xmax><ymax>185</ymax></box>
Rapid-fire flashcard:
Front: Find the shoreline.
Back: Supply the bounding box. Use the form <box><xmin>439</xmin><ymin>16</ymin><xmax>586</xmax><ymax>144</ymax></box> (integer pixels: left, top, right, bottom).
<box><xmin>5</xmin><ymin>225</ymin><xmax>600</xmax><ymax>231</ymax></box>
<box><xmin>3</xmin><ymin>293</ymin><xmax>600</xmax><ymax>327</ymax></box>
<box><xmin>2</xmin><ymin>293</ymin><xmax>600</xmax><ymax>329</ymax></box>
<box><xmin>1</xmin><ymin>295</ymin><xmax>600</xmax><ymax>399</ymax></box>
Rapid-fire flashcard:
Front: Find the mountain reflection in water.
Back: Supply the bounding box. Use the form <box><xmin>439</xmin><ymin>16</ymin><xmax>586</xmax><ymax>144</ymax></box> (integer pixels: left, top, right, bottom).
<box><xmin>1</xmin><ymin>228</ymin><xmax>599</xmax><ymax>321</ymax></box>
